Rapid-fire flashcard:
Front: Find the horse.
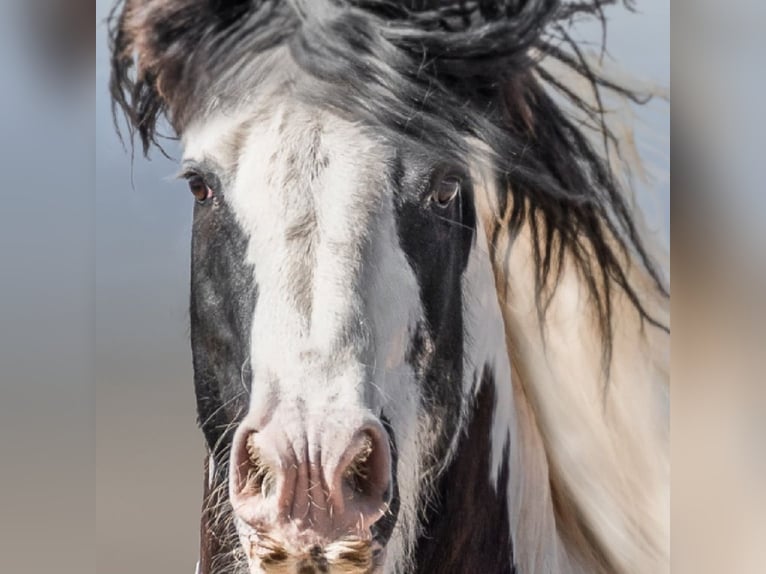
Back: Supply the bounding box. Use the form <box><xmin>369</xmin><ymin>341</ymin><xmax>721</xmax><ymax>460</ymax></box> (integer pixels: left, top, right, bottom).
<box><xmin>108</xmin><ymin>1</ymin><xmax>669</xmax><ymax>573</ymax></box>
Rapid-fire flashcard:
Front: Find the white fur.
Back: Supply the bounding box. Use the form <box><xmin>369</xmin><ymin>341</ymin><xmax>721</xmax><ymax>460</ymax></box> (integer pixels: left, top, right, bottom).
<box><xmin>472</xmin><ymin>159</ymin><xmax>670</xmax><ymax>573</ymax></box>
<box><xmin>466</xmin><ymin>163</ymin><xmax>568</xmax><ymax>573</ymax></box>
<box><xmin>183</xmin><ymin>101</ymin><xmax>431</xmax><ymax>573</ymax></box>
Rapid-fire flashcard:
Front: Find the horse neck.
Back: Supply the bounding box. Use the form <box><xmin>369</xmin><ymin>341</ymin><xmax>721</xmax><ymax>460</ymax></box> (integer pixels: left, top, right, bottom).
<box><xmin>478</xmin><ymin>203</ymin><xmax>670</xmax><ymax>573</ymax></box>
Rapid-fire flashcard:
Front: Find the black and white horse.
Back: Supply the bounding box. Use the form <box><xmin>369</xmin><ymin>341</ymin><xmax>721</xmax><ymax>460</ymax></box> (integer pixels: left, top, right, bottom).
<box><xmin>109</xmin><ymin>1</ymin><xmax>669</xmax><ymax>573</ymax></box>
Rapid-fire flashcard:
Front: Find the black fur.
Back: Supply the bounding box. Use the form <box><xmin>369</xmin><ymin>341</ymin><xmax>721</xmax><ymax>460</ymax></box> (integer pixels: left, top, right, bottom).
<box><xmin>189</xmin><ymin>197</ymin><xmax>258</xmax><ymax>574</ymax></box>
<box><xmin>393</xmin><ymin>146</ymin><xmax>476</xmax><ymax>464</ymax></box>
<box><xmin>190</xmin><ymin>196</ymin><xmax>256</xmax><ymax>574</ymax></box>
<box><xmin>190</xmin><ymin>194</ymin><xmax>255</xmax><ymax>455</ymax></box>
<box><xmin>414</xmin><ymin>367</ymin><xmax>515</xmax><ymax>573</ymax></box>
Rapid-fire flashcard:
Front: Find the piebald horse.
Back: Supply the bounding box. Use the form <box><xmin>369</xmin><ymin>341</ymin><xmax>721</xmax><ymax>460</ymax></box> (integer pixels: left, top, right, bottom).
<box><xmin>109</xmin><ymin>1</ymin><xmax>669</xmax><ymax>573</ymax></box>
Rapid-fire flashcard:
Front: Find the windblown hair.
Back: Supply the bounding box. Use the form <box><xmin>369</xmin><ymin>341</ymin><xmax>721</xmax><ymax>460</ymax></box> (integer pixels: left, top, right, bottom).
<box><xmin>110</xmin><ymin>0</ymin><xmax>668</xmax><ymax>362</ymax></box>
<box><xmin>110</xmin><ymin>1</ymin><xmax>669</xmax><ymax>572</ymax></box>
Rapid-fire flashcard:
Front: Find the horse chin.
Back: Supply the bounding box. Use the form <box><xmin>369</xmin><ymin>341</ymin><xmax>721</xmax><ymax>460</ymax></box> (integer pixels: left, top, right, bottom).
<box><xmin>240</xmin><ymin>529</ymin><xmax>387</xmax><ymax>574</ymax></box>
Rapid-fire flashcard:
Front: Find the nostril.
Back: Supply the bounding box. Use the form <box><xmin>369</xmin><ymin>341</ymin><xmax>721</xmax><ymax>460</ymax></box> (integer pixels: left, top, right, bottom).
<box><xmin>338</xmin><ymin>427</ymin><xmax>391</xmax><ymax>506</ymax></box>
<box><xmin>238</xmin><ymin>432</ymin><xmax>277</xmax><ymax>498</ymax></box>
<box><xmin>343</xmin><ymin>432</ymin><xmax>375</xmax><ymax>496</ymax></box>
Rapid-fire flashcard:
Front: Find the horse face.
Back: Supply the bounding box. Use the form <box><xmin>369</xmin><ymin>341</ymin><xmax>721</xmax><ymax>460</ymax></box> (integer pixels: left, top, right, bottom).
<box><xmin>184</xmin><ymin>100</ymin><xmax>479</xmax><ymax>573</ymax></box>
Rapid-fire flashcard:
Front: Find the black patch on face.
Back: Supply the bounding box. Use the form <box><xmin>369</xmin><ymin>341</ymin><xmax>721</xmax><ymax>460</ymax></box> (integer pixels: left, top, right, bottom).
<box><xmin>393</xmin><ymin>150</ymin><xmax>476</xmax><ymax>461</ymax></box>
<box><xmin>413</xmin><ymin>366</ymin><xmax>515</xmax><ymax>573</ymax></box>
<box><xmin>191</xmin><ymin>195</ymin><xmax>258</xmax><ymax>574</ymax></box>
<box><xmin>189</xmin><ymin>197</ymin><xmax>256</xmax><ymax>456</ymax></box>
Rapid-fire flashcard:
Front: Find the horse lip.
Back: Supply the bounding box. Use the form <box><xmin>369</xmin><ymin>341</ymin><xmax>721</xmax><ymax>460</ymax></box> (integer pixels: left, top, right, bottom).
<box><xmin>245</xmin><ymin>533</ymin><xmax>385</xmax><ymax>574</ymax></box>
<box><xmin>238</xmin><ymin>503</ymin><xmax>396</xmax><ymax>574</ymax></box>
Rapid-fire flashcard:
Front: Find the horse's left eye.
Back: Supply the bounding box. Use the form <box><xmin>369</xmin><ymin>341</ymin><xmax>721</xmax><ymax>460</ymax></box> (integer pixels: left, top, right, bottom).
<box><xmin>431</xmin><ymin>175</ymin><xmax>462</xmax><ymax>208</ymax></box>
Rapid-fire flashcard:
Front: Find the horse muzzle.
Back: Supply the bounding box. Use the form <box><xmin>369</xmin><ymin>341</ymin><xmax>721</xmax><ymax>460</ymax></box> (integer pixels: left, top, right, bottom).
<box><xmin>228</xmin><ymin>409</ymin><xmax>393</xmax><ymax>573</ymax></box>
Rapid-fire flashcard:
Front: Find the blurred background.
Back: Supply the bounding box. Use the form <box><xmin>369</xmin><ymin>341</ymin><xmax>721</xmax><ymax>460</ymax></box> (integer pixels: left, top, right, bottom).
<box><xmin>0</xmin><ymin>1</ymin><xmax>93</xmax><ymax>574</ymax></box>
<box><xmin>5</xmin><ymin>0</ymin><xmax>766</xmax><ymax>573</ymax></box>
<box><xmin>94</xmin><ymin>0</ymin><xmax>201</xmax><ymax>573</ymax></box>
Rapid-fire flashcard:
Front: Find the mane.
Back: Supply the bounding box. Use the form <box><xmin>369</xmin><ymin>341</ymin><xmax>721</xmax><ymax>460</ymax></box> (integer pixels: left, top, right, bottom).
<box><xmin>109</xmin><ymin>1</ymin><xmax>669</xmax><ymax>571</ymax></box>
<box><xmin>110</xmin><ymin>0</ymin><xmax>668</xmax><ymax>362</ymax></box>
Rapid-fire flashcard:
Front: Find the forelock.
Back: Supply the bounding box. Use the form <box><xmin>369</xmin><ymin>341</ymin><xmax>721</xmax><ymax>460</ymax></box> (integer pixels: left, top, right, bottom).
<box><xmin>109</xmin><ymin>0</ymin><xmax>558</xmax><ymax>156</ymax></box>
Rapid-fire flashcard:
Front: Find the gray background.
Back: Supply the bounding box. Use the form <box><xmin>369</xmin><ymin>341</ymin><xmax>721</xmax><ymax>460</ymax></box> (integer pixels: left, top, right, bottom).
<box><xmin>94</xmin><ymin>2</ymin><xmax>669</xmax><ymax>572</ymax></box>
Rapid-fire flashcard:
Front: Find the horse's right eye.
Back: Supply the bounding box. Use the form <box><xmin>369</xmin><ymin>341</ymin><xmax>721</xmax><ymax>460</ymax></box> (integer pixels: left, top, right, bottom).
<box><xmin>187</xmin><ymin>174</ymin><xmax>213</xmax><ymax>204</ymax></box>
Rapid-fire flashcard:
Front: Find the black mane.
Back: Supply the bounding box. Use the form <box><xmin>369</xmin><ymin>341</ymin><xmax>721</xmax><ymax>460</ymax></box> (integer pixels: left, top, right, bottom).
<box><xmin>109</xmin><ymin>0</ymin><xmax>668</xmax><ymax>368</ymax></box>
